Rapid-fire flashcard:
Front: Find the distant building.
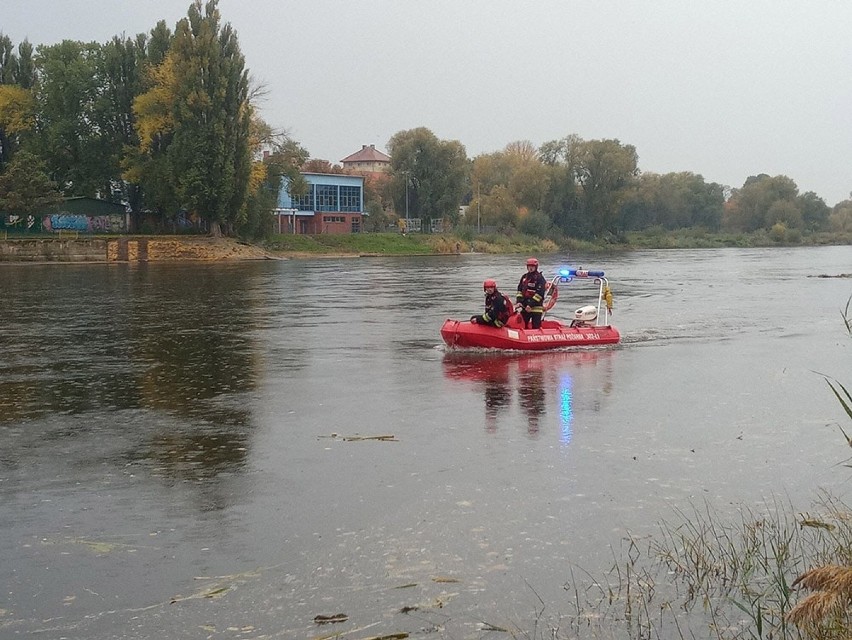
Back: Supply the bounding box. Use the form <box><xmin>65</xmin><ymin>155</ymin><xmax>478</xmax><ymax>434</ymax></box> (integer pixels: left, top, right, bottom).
<box><xmin>340</xmin><ymin>144</ymin><xmax>391</xmax><ymax>174</ymax></box>
<box><xmin>276</xmin><ymin>172</ymin><xmax>365</xmax><ymax>234</ymax></box>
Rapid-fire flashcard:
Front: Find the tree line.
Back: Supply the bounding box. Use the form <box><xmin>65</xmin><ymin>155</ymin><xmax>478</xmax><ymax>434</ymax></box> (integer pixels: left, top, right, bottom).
<box><xmin>0</xmin><ymin>0</ymin><xmax>305</xmax><ymax>238</ymax></box>
<box><xmin>375</xmin><ymin>129</ymin><xmax>851</xmax><ymax>242</ymax></box>
<box><xmin>1</xmin><ymin>1</ymin><xmax>850</xmax><ymax>241</ymax></box>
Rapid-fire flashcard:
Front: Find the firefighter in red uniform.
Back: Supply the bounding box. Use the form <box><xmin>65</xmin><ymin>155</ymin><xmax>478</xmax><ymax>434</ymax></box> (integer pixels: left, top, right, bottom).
<box><xmin>470</xmin><ymin>279</ymin><xmax>511</xmax><ymax>327</ymax></box>
<box><xmin>516</xmin><ymin>257</ymin><xmax>547</xmax><ymax>328</ymax></box>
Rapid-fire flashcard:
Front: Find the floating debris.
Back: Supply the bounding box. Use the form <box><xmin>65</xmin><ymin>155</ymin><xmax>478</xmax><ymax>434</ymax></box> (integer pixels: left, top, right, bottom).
<box><xmin>798</xmin><ymin>515</ymin><xmax>836</xmax><ymax>531</ymax></box>
<box><xmin>314</xmin><ymin>613</ymin><xmax>348</xmax><ymax>624</ymax></box>
<box><xmin>319</xmin><ymin>433</ymin><xmax>398</xmax><ymax>441</ymax></box>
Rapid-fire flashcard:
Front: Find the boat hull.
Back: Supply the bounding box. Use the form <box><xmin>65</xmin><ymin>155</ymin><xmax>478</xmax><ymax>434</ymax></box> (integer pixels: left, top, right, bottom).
<box><xmin>440</xmin><ymin>318</ymin><xmax>620</xmax><ymax>350</ymax></box>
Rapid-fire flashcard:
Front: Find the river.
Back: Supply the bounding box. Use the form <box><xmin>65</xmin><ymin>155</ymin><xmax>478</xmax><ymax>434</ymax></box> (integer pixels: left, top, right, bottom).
<box><xmin>1</xmin><ymin>246</ymin><xmax>850</xmax><ymax>638</ymax></box>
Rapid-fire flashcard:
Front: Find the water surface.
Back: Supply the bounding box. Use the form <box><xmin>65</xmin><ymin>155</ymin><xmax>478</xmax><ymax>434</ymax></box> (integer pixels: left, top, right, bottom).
<box><xmin>1</xmin><ymin>246</ymin><xmax>850</xmax><ymax>638</ymax></box>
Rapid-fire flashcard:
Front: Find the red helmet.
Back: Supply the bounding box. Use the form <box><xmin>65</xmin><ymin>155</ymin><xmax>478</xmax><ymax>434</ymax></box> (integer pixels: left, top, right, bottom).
<box><xmin>483</xmin><ymin>279</ymin><xmax>497</xmax><ymax>291</ymax></box>
<box><xmin>526</xmin><ymin>257</ymin><xmax>539</xmax><ymax>268</ymax></box>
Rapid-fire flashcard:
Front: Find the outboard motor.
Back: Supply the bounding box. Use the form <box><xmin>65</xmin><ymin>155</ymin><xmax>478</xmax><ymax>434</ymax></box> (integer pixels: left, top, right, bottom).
<box><xmin>571</xmin><ymin>305</ymin><xmax>598</xmax><ymax>327</ymax></box>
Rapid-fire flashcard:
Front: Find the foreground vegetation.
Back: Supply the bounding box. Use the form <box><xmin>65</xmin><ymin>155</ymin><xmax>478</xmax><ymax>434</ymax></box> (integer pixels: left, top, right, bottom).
<box><xmin>536</xmin><ymin>301</ymin><xmax>852</xmax><ymax>640</ymax></box>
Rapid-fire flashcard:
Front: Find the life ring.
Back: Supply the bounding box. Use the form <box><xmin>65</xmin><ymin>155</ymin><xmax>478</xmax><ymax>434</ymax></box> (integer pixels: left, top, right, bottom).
<box><xmin>543</xmin><ymin>282</ymin><xmax>558</xmax><ymax>311</ymax></box>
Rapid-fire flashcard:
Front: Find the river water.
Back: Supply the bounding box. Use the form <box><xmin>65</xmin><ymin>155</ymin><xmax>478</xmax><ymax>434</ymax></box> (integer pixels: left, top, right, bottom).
<box><xmin>1</xmin><ymin>246</ymin><xmax>850</xmax><ymax>639</ymax></box>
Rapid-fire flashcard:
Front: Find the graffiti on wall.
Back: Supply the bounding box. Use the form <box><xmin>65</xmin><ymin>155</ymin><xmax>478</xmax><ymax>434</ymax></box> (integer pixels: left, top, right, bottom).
<box><xmin>42</xmin><ymin>214</ymin><xmax>128</xmax><ymax>233</ymax></box>
<box><xmin>4</xmin><ymin>215</ymin><xmax>40</xmax><ymax>231</ymax></box>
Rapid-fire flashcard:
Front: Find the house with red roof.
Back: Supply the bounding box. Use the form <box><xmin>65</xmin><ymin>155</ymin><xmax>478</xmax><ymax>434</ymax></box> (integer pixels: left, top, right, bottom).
<box><xmin>340</xmin><ymin>144</ymin><xmax>391</xmax><ymax>174</ymax></box>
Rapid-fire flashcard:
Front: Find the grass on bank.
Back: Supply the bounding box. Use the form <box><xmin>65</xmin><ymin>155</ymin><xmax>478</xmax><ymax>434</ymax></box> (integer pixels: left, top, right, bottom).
<box><xmin>261</xmin><ymin>228</ymin><xmax>850</xmax><ymax>256</ymax></box>
<box><xmin>624</xmin><ymin>227</ymin><xmax>852</xmax><ymax>249</ymax></box>
<box><xmin>4</xmin><ymin>227</ymin><xmax>849</xmax><ymax>255</ymax></box>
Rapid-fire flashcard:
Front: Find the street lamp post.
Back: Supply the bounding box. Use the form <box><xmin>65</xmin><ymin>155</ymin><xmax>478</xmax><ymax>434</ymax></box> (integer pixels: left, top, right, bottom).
<box><xmin>404</xmin><ymin>171</ymin><xmax>410</xmax><ymax>221</ymax></box>
<box><xmin>476</xmin><ymin>182</ymin><xmax>481</xmax><ymax>234</ymax></box>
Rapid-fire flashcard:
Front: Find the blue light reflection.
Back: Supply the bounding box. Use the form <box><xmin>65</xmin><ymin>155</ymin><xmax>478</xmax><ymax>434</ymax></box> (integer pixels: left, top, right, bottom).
<box><xmin>558</xmin><ymin>373</ymin><xmax>574</xmax><ymax>445</ymax></box>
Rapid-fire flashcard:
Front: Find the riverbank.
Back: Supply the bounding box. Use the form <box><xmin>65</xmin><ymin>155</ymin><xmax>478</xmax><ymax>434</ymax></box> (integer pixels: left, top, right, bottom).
<box><xmin>0</xmin><ymin>233</ymin><xmax>560</xmax><ymax>263</ymax></box>
<box><xmin>0</xmin><ymin>236</ymin><xmax>273</xmax><ymax>262</ymax></box>
<box><xmin>0</xmin><ymin>230</ymin><xmax>848</xmax><ymax>262</ymax></box>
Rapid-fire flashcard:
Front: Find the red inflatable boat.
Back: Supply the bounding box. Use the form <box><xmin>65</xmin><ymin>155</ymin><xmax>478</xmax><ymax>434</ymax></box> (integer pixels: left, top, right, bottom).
<box><xmin>441</xmin><ymin>268</ymin><xmax>621</xmax><ymax>351</ymax></box>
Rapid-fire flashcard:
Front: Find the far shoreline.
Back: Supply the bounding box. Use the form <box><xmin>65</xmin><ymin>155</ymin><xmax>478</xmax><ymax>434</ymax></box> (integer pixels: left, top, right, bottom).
<box><xmin>0</xmin><ymin>232</ymin><xmax>849</xmax><ymax>264</ymax></box>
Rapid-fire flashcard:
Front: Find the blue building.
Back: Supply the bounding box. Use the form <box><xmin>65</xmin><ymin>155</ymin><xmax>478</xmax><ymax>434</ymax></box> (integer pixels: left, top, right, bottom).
<box><xmin>276</xmin><ymin>172</ymin><xmax>365</xmax><ymax>234</ymax></box>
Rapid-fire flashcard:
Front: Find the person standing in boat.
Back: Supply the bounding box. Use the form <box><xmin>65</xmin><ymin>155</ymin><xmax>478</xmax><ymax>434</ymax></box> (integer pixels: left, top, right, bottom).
<box><xmin>516</xmin><ymin>257</ymin><xmax>547</xmax><ymax>329</ymax></box>
<box><xmin>470</xmin><ymin>279</ymin><xmax>512</xmax><ymax>328</ymax></box>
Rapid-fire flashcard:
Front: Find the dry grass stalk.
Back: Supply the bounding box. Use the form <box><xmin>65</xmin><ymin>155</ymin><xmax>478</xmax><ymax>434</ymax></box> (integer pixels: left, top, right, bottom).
<box><xmin>792</xmin><ymin>565</ymin><xmax>852</xmax><ymax>595</ymax></box>
<box><xmin>787</xmin><ymin>564</ymin><xmax>852</xmax><ymax>633</ymax></box>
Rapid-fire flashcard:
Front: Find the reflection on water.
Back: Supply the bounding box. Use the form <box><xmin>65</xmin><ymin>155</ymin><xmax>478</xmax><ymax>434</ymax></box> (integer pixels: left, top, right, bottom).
<box><xmin>517</xmin><ymin>365</ymin><xmax>546</xmax><ymax>435</ymax></box>
<box><xmin>442</xmin><ymin>349</ymin><xmax>614</xmax><ymax>439</ymax></box>
<box><xmin>0</xmin><ymin>263</ymin><xmax>264</xmax><ymax>492</ymax></box>
<box><xmin>558</xmin><ymin>372</ymin><xmax>574</xmax><ymax>444</ymax></box>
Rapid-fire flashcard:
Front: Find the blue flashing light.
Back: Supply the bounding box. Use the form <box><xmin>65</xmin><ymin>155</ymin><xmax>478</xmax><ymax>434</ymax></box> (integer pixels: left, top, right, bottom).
<box><xmin>558</xmin><ymin>268</ymin><xmax>605</xmax><ymax>278</ymax></box>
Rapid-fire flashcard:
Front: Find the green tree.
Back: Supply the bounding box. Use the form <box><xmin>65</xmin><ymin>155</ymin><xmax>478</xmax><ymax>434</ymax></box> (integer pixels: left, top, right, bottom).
<box><xmin>726</xmin><ymin>174</ymin><xmax>799</xmax><ymax>232</ymax></box>
<box><xmin>503</xmin><ymin>140</ymin><xmax>550</xmax><ymax>213</ymax></box>
<box><xmin>539</xmin><ymin>134</ymin><xmax>587</xmax><ymax>237</ymax></box>
<box><xmin>467</xmin><ymin>142</ymin><xmax>550</xmax><ymax>233</ymax></box>
<box><xmin>797</xmin><ymin>191</ymin><xmax>830</xmax><ymax>231</ymax></box>
<box><xmin>146</xmin><ymin>20</ymin><xmax>173</xmax><ymax>67</ymax></box>
<box><xmin>618</xmin><ymin>173</ymin><xmax>662</xmax><ymax>231</ymax></box>
<box><xmin>0</xmin><ymin>34</ymin><xmax>18</xmax><ymax>84</ymax></box>
<box><xmin>31</xmin><ymin>39</ymin><xmax>109</xmax><ymax>196</ymax></box>
<box><xmin>127</xmin><ymin>51</ymin><xmax>179</xmax><ymax>220</ymax></box>
<box><xmin>623</xmin><ymin>171</ymin><xmax>724</xmax><ymax>231</ymax></box>
<box><xmin>828</xmin><ymin>200</ymin><xmax>852</xmax><ymax>233</ymax></box>
<box><xmin>168</xmin><ymin>0</ymin><xmax>252</xmax><ymax>235</ymax></box>
<box><xmin>93</xmin><ymin>34</ymin><xmax>151</xmax><ymax>226</ymax></box>
<box><xmin>766</xmin><ymin>199</ymin><xmax>802</xmax><ymax>229</ymax></box>
<box><xmin>0</xmin><ymin>150</ymin><xmax>61</xmax><ymax>215</ymax></box>
<box><xmin>387</xmin><ymin>127</ymin><xmax>468</xmax><ymax>228</ymax></box>
<box><xmin>478</xmin><ymin>184</ymin><xmax>518</xmax><ymax>231</ymax></box>
<box><xmin>133</xmin><ymin>1</ymin><xmax>252</xmax><ymax>235</ymax></box>
<box><xmin>575</xmin><ymin>138</ymin><xmax>638</xmax><ymax>235</ymax></box>
<box><xmin>240</xmin><ymin>133</ymin><xmax>308</xmax><ymax>239</ymax></box>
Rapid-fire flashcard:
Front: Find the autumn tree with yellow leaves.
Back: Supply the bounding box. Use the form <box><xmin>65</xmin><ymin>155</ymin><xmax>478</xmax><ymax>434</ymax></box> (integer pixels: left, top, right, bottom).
<box><xmin>130</xmin><ymin>0</ymin><xmax>255</xmax><ymax>236</ymax></box>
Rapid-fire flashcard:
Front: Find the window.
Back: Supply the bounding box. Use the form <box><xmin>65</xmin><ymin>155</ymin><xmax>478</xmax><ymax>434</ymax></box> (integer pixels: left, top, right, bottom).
<box><xmin>316</xmin><ymin>184</ymin><xmax>338</xmax><ymax>212</ymax></box>
<box><xmin>340</xmin><ymin>186</ymin><xmax>361</xmax><ymax>212</ymax></box>
<box><xmin>323</xmin><ymin>216</ymin><xmax>345</xmax><ymax>223</ymax></box>
<box><xmin>351</xmin><ymin>217</ymin><xmax>361</xmax><ymax>233</ymax></box>
<box><xmin>292</xmin><ymin>188</ymin><xmax>314</xmax><ymax>211</ymax></box>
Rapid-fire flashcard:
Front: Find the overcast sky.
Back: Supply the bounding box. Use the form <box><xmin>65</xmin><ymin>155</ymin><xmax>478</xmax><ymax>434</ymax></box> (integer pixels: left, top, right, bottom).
<box><xmin>4</xmin><ymin>0</ymin><xmax>852</xmax><ymax>205</ymax></box>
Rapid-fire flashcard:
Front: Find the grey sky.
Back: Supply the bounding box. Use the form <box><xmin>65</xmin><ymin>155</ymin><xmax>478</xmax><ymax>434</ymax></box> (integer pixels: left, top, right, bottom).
<box><xmin>5</xmin><ymin>0</ymin><xmax>852</xmax><ymax>205</ymax></box>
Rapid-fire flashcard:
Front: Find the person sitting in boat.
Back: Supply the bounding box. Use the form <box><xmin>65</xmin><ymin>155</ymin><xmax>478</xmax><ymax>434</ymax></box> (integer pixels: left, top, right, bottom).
<box><xmin>516</xmin><ymin>257</ymin><xmax>547</xmax><ymax>329</ymax></box>
<box><xmin>470</xmin><ymin>279</ymin><xmax>512</xmax><ymax>328</ymax></box>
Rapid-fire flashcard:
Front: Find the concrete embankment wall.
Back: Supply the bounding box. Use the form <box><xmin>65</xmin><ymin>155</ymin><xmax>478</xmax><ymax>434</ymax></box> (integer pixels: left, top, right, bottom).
<box><xmin>0</xmin><ymin>238</ymin><xmax>110</xmax><ymax>262</ymax></box>
<box><xmin>0</xmin><ymin>237</ymin><xmax>267</xmax><ymax>262</ymax></box>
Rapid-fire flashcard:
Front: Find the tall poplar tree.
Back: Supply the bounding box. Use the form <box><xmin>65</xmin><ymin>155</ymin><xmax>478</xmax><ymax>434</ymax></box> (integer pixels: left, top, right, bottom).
<box><xmin>94</xmin><ymin>34</ymin><xmax>150</xmax><ymax>223</ymax></box>
<box><xmin>167</xmin><ymin>0</ymin><xmax>252</xmax><ymax>235</ymax></box>
<box><xmin>0</xmin><ymin>35</ymin><xmax>35</xmax><ymax>170</ymax></box>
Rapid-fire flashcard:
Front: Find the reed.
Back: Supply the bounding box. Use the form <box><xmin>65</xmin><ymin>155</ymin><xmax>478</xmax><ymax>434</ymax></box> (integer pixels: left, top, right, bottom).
<box><xmin>548</xmin><ymin>496</ymin><xmax>852</xmax><ymax>639</ymax></box>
